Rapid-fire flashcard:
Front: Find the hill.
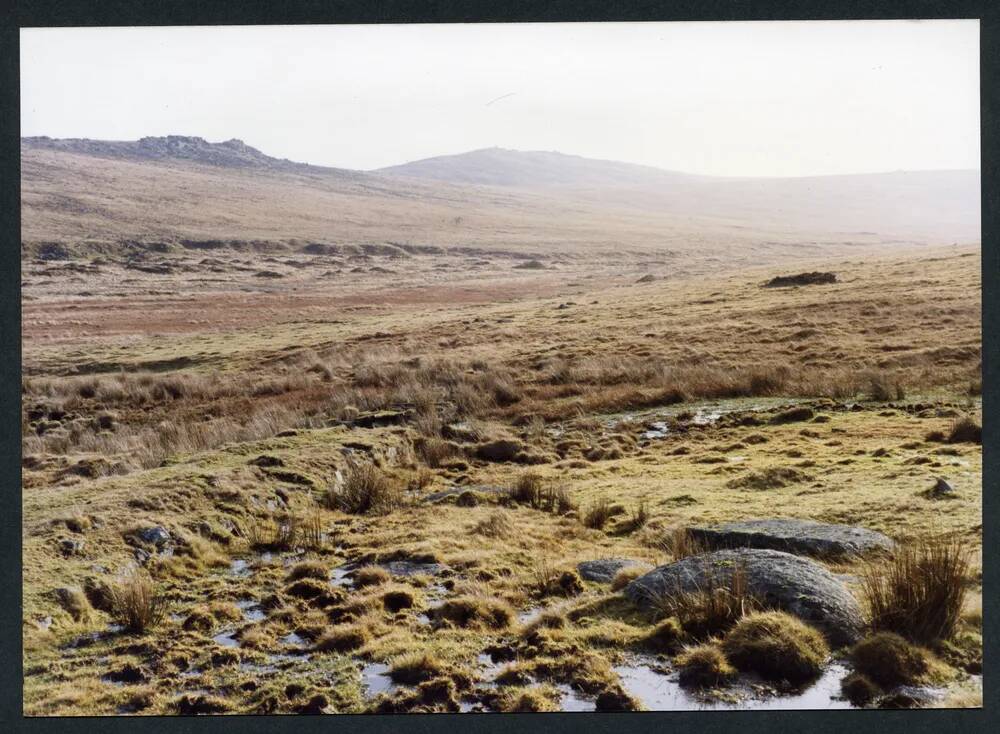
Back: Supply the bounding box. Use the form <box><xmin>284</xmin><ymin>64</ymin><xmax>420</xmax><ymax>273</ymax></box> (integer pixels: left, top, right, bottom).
<box><xmin>20</xmin><ymin>137</ymin><xmax>980</xmax><ymax>263</ymax></box>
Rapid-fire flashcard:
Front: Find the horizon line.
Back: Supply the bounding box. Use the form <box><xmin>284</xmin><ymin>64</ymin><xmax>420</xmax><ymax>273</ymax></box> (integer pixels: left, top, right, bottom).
<box><xmin>20</xmin><ymin>134</ymin><xmax>983</xmax><ymax>181</ymax></box>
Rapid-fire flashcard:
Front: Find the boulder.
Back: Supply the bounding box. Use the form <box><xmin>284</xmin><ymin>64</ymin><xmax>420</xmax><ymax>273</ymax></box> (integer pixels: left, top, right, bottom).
<box><xmin>577</xmin><ymin>558</ymin><xmax>641</xmax><ymax>583</ymax></box>
<box><xmin>624</xmin><ymin>548</ymin><xmax>864</xmax><ymax>646</ymax></box>
<box><xmin>687</xmin><ymin>519</ymin><xmax>895</xmax><ymax>559</ymax></box>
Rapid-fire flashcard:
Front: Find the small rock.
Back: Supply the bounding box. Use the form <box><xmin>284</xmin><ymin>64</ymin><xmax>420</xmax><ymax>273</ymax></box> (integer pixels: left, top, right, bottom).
<box><xmin>58</xmin><ymin>538</ymin><xmax>85</xmax><ymax>557</ymax></box>
<box><xmin>137</xmin><ymin>525</ymin><xmax>171</xmax><ymax>547</ymax></box>
<box><xmin>577</xmin><ymin>558</ymin><xmax>640</xmax><ymax>583</ymax></box>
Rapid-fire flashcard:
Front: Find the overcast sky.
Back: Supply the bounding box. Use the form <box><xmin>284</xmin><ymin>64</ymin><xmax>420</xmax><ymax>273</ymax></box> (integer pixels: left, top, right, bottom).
<box><xmin>20</xmin><ymin>20</ymin><xmax>979</xmax><ymax>177</ymax></box>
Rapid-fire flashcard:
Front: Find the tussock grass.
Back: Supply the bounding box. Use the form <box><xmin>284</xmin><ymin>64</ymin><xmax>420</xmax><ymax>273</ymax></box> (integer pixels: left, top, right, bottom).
<box><xmin>434</xmin><ymin>595</ymin><xmax>514</xmax><ymax>630</ymax></box>
<box><xmin>582</xmin><ymin>497</ymin><xmax>614</xmax><ymax>529</ymax></box>
<box><xmin>850</xmin><ymin>632</ymin><xmax>929</xmax><ymax>688</ymax></box>
<box><xmin>946</xmin><ymin>416</ymin><xmax>981</xmax><ymax>444</ymax></box>
<box><xmin>506</xmin><ymin>472</ymin><xmax>575</xmax><ymax>514</ymax></box>
<box><xmin>650</xmin><ymin>564</ymin><xmax>758</xmax><ymax>639</ymax></box>
<box><xmin>721</xmin><ymin>611</ymin><xmax>828</xmax><ymax>685</ymax></box>
<box><xmin>352</xmin><ymin>565</ymin><xmax>391</xmax><ymax>588</ymax></box>
<box><xmin>108</xmin><ymin>568</ymin><xmax>165</xmax><ymax>633</ymax></box>
<box><xmin>860</xmin><ymin>536</ymin><xmax>971</xmax><ymax>642</ymax></box>
<box><xmin>286</xmin><ymin>560</ymin><xmax>328</xmax><ymax>582</ymax></box>
<box><xmin>676</xmin><ymin>644</ymin><xmax>737</xmax><ymax>688</ymax></box>
<box><xmin>471</xmin><ymin>510</ymin><xmax>515</xmax><ymax>538</ymax></box>
<box><xmin>314</xmin><ymin>623</ymin><xmax>370</xmax><ymax>653</ymax></box>
<box><xmin>325</xmin><ymin>462</ymin><xmax>403</xmax><ymax>515</ymax></box>
<box><xmin>389</xmin><ymin>652</ymin><xmax>448</xmax><ymax>686</ymax></box>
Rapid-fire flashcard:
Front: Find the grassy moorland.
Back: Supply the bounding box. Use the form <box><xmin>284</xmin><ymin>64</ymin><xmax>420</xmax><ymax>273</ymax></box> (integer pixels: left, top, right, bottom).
<box><xmin>21</xmin><ymin>240</ymin><xmax>981</xmax><ymax>714</ymax></box>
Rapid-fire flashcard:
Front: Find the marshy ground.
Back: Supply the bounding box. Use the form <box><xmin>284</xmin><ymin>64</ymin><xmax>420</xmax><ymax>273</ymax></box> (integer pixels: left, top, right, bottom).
<box><xmin>21</xmin><ymin>243</ymin><xmax>982</xmax><ymax>714</ymax></box>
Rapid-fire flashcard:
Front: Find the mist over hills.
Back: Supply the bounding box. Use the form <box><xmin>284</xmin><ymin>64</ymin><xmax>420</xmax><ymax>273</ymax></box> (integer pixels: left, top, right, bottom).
<box><xmin>20</xmin><ymin>136</ymin><xmax>981</xmax><ymax>261</ymax></box>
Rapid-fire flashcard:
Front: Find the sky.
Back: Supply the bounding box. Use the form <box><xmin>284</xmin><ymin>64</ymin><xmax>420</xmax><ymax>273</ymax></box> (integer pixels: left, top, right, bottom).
<box><xmin>20</xmin><ymin>20</ymin><xmax>980</xmax><ymax>177</ymax></box>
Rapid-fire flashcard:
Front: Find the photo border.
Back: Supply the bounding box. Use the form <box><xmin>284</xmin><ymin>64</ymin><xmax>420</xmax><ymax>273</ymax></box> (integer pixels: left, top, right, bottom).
<box><xmin>1</xmin><ymin>2</ymin><xmax>995</xmax><ymax>733</ymax></box>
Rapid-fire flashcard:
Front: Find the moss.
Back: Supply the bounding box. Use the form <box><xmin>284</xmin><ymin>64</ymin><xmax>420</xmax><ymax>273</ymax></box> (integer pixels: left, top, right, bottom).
<box><xmin>721</xmin><ymin>611</ymin><xmax>828</xmax><ymax>685</ymax></box>
<box><xmin>595</xmin><ymin>687</ymin><xmax>642</xmax><ymax>711</ymax></box>
<box><xmin>494</xmin><ymin>663</ymin><xmax>533</xmax><ymax>686</ymax></box>
<box><xmin>850</xmin><ymin>632</ymin><xmax>929</xmax><ymax>688</ymax></box>
<box><xmin>841</xmin><ymin>672</ymin><xmax>881</xmax><ymax>706</ymax></box>
<box><xmin>382</xmin><ymin>589</ymin><xmax>416</xmax><ymax>613</ymax></box>
<box><xmin>676</xmin><ymin>644</ymin><xmax>737</xmax><ymax>688</ymax></box>
<box><xmin>644</xmin><ymin>617</ymin><xmax>683</xmax><ymax>652</ymax></box>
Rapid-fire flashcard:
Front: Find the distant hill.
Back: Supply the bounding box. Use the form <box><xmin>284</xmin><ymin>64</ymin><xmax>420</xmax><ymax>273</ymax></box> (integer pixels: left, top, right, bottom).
<box><xmin>21</xmin><ymin>135</ymin><xmax>358</xmax><ymax>176</ymax></box>
<box><xmin>20</xmin><ymin>137</ymin><xmax>981</xmax><ymax>264</ymax></box>
<box><xmin>376</xmin><ymin>147</ymin><xmax>705</xmax><ymax>188</ymax></box>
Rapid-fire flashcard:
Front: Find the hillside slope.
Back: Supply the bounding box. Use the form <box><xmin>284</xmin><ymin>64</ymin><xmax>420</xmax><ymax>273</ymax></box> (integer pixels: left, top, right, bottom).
<box><xmin>20</xmin><ymin>137</ymin><xmax>980</xmax><ymax>263</ymax></box>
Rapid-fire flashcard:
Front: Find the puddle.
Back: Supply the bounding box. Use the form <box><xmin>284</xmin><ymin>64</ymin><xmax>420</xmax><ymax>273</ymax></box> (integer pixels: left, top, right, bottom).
<box><xmin>236</xmin><ymin>600</ymin><xmax>266</xmax><ymax>622</ymax></box>
<box><xmin>608</xmin><ymin>397</ymin><xmax>807</xmax><ymax>437</ymax></box>
<box><xmin>517</xmin><ymin>606</ymin><xmax>544</xmax><ymax>624</ymax></box>
<box><xmin>212</xmin><ymin>630</ymin><xmax>240</xmax><ymax>648</ymax></box>
<box><xmin>280</xmin><ymin>632</ymin><xmax>307</xmax><ymax>647</ymax></box>
<box><xmin>380</xmin><ymin>561</ymin><xmax>446</xmax><ymax>577</ymax></box>
<box><xmin>557</xmin><ymin>684</ymin><xmax>596</xmax><ymax>712</ymax></box>
<box><xmin>330</xmin><ymin>564</ymin><xmax>355</xmax><ymax>587</ymax></box>
<box><xmin>67</xmin><ymin>624</ymin><xmax>123</xmax><ymax>648</ymax></box>
<box><xmin>360</xmin><ymin>662</ymin><xmax>398</xmax><ymax>697</ymax></box>
<box><xmin>641</xmin><ymin>422</ymin><xmax>670</xmax><ymax>440</ymax></box>
<box><xmin>614</xmin><ymin>659</ymin><xmax>857</xmax><ymax>711</ymax></box>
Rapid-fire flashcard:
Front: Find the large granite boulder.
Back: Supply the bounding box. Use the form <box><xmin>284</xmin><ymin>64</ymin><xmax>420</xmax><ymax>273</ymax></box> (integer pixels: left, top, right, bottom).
<box><xmin>624</xmin><ymin>548</ymin><xmax>864</xmax><ymax>646</ymax></box>
<box><xmin>577</xmin><ymin>558</ymin><xmax>641</xmax><ymax>583</ymax></box>
<box><xmin>687</xmin><ymin>519</ymin><xmax>895</xmax><ymax>559</ymax></box>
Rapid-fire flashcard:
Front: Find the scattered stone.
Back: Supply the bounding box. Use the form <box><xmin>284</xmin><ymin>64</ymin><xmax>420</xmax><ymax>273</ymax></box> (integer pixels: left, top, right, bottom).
<box><xmin>921</xmin><ymin>477</ymin><xmax>956</xmax><ymax>500</ymax></box>
<box><xmin>687</xmin><ymin>519</ymin><xmax>895</xmax><ymax>559</ymax></box>
<box><xmin>137</xmin><ymin>525</ymin><xmax>171</xmax><ymax>548</ymax></box>
<box><xmin>58</xmin><ymin>538</ymin><xmax>85</xmax><ymax>557</ymax></box>
<box><xmin>636</xmin><ymin>274</ymin><xmax>656</xmax><ymax>284</ymax></box>
<box><xmin>423</xmin><ymin>485</ymin><xmax>506</xmax><ymax>503</ymax></box>
<box><xmin>576</xmin><ymin>558</ymin><xmax>641</xmax><ymax>583</ymax></box>
<box><xmin>624</xmin><ymin>548</ymin><xmax>865</xmax><ymax>646</ymax></box>
<box><xmin>350</xmin><ymin>409</ymin><xmax>412</xmax><ymax>428</ymax></box>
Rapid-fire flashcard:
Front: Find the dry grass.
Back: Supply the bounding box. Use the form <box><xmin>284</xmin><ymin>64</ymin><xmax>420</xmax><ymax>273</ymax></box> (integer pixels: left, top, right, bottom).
<box><xmin>655</xmin><ymin>527</ymin><xmax>707</xmax><ymax>563</ymax></box>
<box><xmin>582</xmin><ymin>497</ymin><xmax>615</xmax><ymax>530</ymax></box>
<box><xmin>946</xmin><ymin>416</ymin><xmax>982</xmax><ymax>444</ymax></box>
<box><xmin>325</xmin><ymin>462</ymin><xmax>403</xmax><ymax>515</ymax></box>
<box><xmin>107</xmin><ymin>568</ymin><xmax>166</xmax><ymax>633</ymax></box>
<box><xmin>650</xmin><ymin>564</ymin><xmax>758</xmax><ymax>639</ymax></box>
<box><xmin>471</xmin><ymin>510</ymin><xmax>515</xmax><ymax>538</ymax></box>
<box><xmin>860</xmin><ymin>536</ymin><xmax>972</xmax><ymax>642</ymax></box>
